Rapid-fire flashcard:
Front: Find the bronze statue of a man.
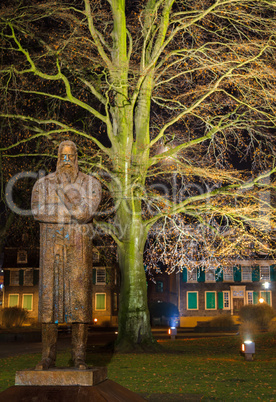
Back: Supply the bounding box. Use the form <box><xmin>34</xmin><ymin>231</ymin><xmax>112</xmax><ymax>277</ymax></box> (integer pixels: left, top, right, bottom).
<box><xmin>31</xmin><ymin>140</ymin><xmax>101</xmax><ymax>370</ymax></box>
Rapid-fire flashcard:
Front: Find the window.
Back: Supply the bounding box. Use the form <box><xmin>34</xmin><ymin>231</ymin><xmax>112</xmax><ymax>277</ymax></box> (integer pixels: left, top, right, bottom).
<box><xmin>224</xmin><ymin>267</ymin><xmax>233</xmax><ymax>281</ymax></box>
<box><xmin>260</xmin><ymin>266</ymin><xmax>270</xmax><ymax>281</ymax></box>
<box><xmin>223</xmin><ymin>291</ymin><xmax>230</xmax><ymax>309</ymax></box>
<box><xmin>96</xmin><ymin>268</ymin><xmax>106</xmax><ymax>284</ymax></box>
<box><xmin>95</xmin><ymin>293</ymin><xmax>106</xmax><ymax>310</ymax></box>
<box><xmin>24</xmin><ymin>269</ymin><xmax>33</xmax><ymax>286</ymax></box>
<box><xmin>10</xmin><ymin>270</ymin><xmax>20</xmax><ymax>286</ymax></box>
<box><xmin>22</xmin><ymin>294</ymin><xmax>33</xmax><ymax>311</ymax></box>
<box><xmin>156</xmin><ymin>280</ymin><xmax>163</xmax><ymax>293</ymax></box>
<box><xmin>92</xmin><ymin>249</ymin><xmax>100</xmax><ymax>263</ymax></box>
<box><xmin>187</xmin><ymin>269</ymin><xmax>197</xmax><ymax>282</ymax></box>
<box><xmin>205</xmin><ymin>269</ymin><xmax>216</xmax><ymax>282</ymax></box>
<box><xmin>113</xmin><ymin>293</ymin><xmax>118</xmax><ymax>311</ymax></box>
<box><xmin>17</xmin><ymin>250</ymin><xmax>27</xmax><ymax>264</ymax></box>
<box><xmin>187</xmin><ymin>292</ymin><xmax>198</xmax><ymax>310</ymax></box>
<box><xmin>205</xmin><ymin>291</ymin><xmax>216</xmax><ymax>309</ymax></box>
<box><xmin>260</xmin><ymin>291</ymin><xmax>272</xmax><ymax>306</ymax></box>
<box><xmin>9</xmin><ymin>294</ymin><xmax>19</xmax><ymax>307</ymax></box>
<box><xmin>242</xmin><ymin>267</ymin><xmax>252</xmax><ymax>282</ymax></box>
<box><xmin>247</xmin><ymin>291</ymin><xmax>253</xmax><ymax>305</ymax></box>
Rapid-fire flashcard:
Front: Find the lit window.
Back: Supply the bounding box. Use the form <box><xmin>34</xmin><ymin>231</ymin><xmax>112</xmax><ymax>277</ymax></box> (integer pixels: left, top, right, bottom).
<box><xmin>96</xmin><ymin>268</ymin><xmax>106</xmax><ymax>284</ymax></box>
<box><xmin>205</xmin><ymin>291</ymin><xmax>216</xmax><ymax>309</ymax></box>
<box><xmin>95</xmin><ymin>293</ymin><xmax>106</xmax><ymax>310</ymax></box>
<box><xmin>224</xmin><ymin>267</ymin><xmax>233</xmax><ymax>281</ymax></box>
<box><xmin>22</xmin><ymin>294</ymin><xmax>33</xmax><ymax>311</ymax></box>
<box><xmin>9</xmin><ymin>294</ymin><xmax>19</xmax><ymax>307</ymax></box>
<box><xmin>223</xmin><ymin>291</ymin><xmax>230</xmax><ymax>309</ymax></box>
<box><xmin>187</xmin><ymin>269</ymin><xmax>197</xmax><ymax>282</ymax></box>
<box><xmin>156</xmin><ymin>280</ymin><xmax>163</xmax><ymax>293</ymax></box>
<box><xmin>187</xmin><ymin>292</ymin><xmax>198</xmax><ymax>310</ymax></box>
<box><xmin>24</xmin><ymin>269</ymin><xmax>33</xmax><ymax>286</ymax></box>
<box><xmin>260</xmin><ymin>266</ymin><xmax>270</xmax><ymax>281</ymax></box>
<box><xmin>205</xmin><ymin>269</ymin><xmax>215</xmax><ymax>282</ymax></box>
<box><xmin>242</xmin><ymin>267</ymin><xmax>252</xmax><ymax>282</ymax></box>
<box><xmin>10</xmin><ymin>270</ymin><xmax>20</xmax><ymax>286</ymax></box>
<box><xmin>260</xmin><ymin>291</ymin><xmax>271</xmax><ymax>306</ymax></box>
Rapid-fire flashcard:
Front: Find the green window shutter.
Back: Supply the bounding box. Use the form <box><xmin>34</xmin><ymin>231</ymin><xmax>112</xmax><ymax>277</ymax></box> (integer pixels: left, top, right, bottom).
<box><xmin>4</xmin><ymin>270</ymin><xmax>10</xmax><ymax>286</ymax></box>
<box><xmin>253</xmin><ymin>291</ymin><xmax>259</xmax><ymax>305</ymax></box>
<box><xmin>218</xmin><ymin>292</ymin><xmax>224</xmax><ymax>309</ymax></box>
<box><xmin>270</xmin><ymin>265</ymin><xmax>275</xmax><ymax>282</ymax></box>
<box><xmin>233</xmin><ymin>266</ymin><xmax>241</xmax><ymax>282</ymax></box>
<box><xmin>215</xmin><ymin>268</ymin><xmax>223</xmax><ymax>282</ymax></box>
<box><xmin>23</xmin><ymin>295</ymin><xmax>33</xmax><ymax>310</ymax></box>
<box><xmin>182</xmin><ymin>268</ymin><xmax>187</xmax><ymax>282</ymax></box>
<box><xmin>206</xmin><ymin>292</ymin><xmax>216</xmax><ymax>309</ymax></box>
<box><xmin>106</xmin><ymin>268</ymin><xmax>111</xmax><ymax>284</ymax></box>
<box><xmin>260</xmin><ymin>291</ymin><xmax>271</xmax><ymax>305</ymax></box>
<box><xmin>19</xmin><ymin>270</ymin><xmax>24</xmax><ymax>286</ymax></box>
<box><xmin>92</xmin><ymin>268</ymin><xmax>96</xmax><ymax>285</ymax></box>
<box><xmin>188</xmin><ymin>292</ymin><xmax>198</xmax><ymax>309</ymax></box>
<box><xmin>96</xmin><ymin>294</ymin><xmax>106</xmax><ymax>310</ymax></box>
<box><xmin>9</xmin><ymin>294</ymin><xmax>19</xmax><ymax>307</ymax></box>
<box><xmin>33</xmin><ymin>270</ymin><xmax>39</xmax><ymax>285</ymax></box>
<box><xmin>198</xmin><ymin>267</ymin><xmax>205</xmax><ymax>282</ymax></box>
<box><xmin>252</xmin><ymin>266</ymin><xmax>260</xmax><ymax>282</ymax></box>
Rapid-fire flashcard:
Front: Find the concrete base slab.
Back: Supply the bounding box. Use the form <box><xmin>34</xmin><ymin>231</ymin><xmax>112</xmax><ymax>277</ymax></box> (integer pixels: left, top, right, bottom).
<box><xmin>15</xmin><ymin>366</ymin><xmax>107</xmax><ymax>386</ymax></box>
<box><xmin>0</xmin><ymin>380</ymin><xmax>146</xmax><ymax>402</ymax></box>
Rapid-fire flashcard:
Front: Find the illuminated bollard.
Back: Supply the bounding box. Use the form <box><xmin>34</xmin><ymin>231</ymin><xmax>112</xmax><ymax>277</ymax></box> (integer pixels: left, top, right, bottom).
<box><xmin>241</xmin><ymin>340</ymin><xmax>255</xmax><ymax>361</ymax></box>
<box><xmin>168</xmin><ymin>327</ymin><xmax>177</xmax><ymax>340</ymax></box>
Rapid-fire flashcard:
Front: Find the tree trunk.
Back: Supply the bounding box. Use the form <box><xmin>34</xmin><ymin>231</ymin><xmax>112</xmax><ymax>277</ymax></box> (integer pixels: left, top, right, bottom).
<box><xmin>115</xmin><ymin>211</ymin><xmax>156</xmax><ymax>351</ymax></box>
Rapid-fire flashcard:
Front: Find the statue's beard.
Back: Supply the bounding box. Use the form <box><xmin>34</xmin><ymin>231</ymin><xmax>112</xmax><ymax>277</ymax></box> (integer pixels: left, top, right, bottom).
<box><xmin>56</xmin><ymin>163</ymin><xmax>78</xmax><ymax>184</ymax></box>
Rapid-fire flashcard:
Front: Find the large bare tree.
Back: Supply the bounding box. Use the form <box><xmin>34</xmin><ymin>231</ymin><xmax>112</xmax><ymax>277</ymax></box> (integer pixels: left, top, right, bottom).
<box><xmin>1</xmin><ymin>0</ymin><xmax>276</xmax><ymax>350</ymax></box>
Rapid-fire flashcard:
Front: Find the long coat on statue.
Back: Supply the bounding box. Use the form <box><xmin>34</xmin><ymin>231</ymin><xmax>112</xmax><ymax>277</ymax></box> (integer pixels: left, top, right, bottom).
<box><xmin>31</xmin><ymin>171</ymin><xmax>101</xmax><ymax>324</ymax></box>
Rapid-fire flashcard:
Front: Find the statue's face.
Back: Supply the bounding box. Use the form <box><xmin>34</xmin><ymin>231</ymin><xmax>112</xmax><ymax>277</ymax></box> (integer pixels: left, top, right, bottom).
<box><xmin>59</xmin><ymin>145</ymin><xmax>76</xmax><ymax>167</ymax></box>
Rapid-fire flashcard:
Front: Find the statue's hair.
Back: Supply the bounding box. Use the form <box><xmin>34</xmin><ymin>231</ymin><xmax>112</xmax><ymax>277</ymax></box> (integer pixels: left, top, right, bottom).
<box><xmin>58</xmin><ymin>140</ymin><xmax>77</xmax><ymax>156</ymax></box>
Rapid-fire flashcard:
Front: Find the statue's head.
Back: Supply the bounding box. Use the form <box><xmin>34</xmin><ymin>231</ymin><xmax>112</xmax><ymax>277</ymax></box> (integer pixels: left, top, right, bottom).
<box><xmin>56</xmin><ymin>140</ymin><xmax>79</xmax><ymax>183</ymax></box>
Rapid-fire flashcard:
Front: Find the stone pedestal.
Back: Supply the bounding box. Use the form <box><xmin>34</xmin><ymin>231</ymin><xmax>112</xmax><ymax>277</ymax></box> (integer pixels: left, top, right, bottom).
<box><xmin>0</xmin><ymin>368</ymin><xmax>146</xmax><ymax>402</ymax></box>
<box><xmin>15</xmin><ymin>367</ymin><xmax>107</xmax><ymax>386</ymax></box>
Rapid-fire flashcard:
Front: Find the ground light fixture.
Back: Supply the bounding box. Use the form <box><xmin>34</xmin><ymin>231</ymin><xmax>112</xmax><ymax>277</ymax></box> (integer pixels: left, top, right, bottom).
<box><xmin>241</xmin><ymin>340</ymin><xmax>255</xmax><ymax>361</ymax></box>
<box><xmin>168</xmin><ymin>327</ymin><xmax>177</xmax><ymax>340</ymax></box>
<box><xmin>93</xmin><ymin>318</ymin><xmax>98</xmax><ymax>324</ymax></box>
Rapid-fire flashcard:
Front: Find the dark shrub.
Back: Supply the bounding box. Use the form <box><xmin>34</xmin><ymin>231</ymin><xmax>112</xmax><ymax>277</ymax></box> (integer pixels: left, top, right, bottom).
<box><xmin>239</xmin><ymin>304</ymin><xmax>275</xmax><ymax>330</ymax></box>
<box><xmin>209</xmin><ymin>314</ymin><xmax>235</xmax><ymax>328</ymax></box>
<box><xmin>2</xmin><ymin>307</ymin><xmax>28</xmax><ymax>328</ymax></box>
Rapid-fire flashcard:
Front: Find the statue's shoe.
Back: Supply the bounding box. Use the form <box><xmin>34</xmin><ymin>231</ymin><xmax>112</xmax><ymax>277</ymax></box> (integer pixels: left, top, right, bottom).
<box><xmin>35</xmin><ymin>358</ymin><xmax>55</xmax><ymax>370</ymax></box>
<box><xmin>74</xmin><ymin>358</ymin><xmax>88</xmax><ymax>370</ymax></box>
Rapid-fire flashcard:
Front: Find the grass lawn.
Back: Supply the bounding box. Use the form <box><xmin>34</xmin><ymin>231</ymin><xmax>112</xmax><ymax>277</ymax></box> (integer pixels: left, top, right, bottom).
<box><xmin>0</xmin><ymin>333</ymin><xmax>275</xmax><ymax>401</ymax></box>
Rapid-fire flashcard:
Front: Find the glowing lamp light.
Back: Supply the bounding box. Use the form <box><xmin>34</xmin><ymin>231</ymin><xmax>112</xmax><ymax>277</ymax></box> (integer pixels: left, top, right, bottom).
<box><xmin>263</xmin><ymin>282</ymin><xmax>270</xmax><ymax>289</ymax></box>
<box><xmin>93</xmin><ymin>318</ymin><xmax>98</xmax><ymax>324</ymax></box>
<box><xmin>259</xmin><ymin>297</ymin><xmax>265</xmax><ymax>304</ymax></box>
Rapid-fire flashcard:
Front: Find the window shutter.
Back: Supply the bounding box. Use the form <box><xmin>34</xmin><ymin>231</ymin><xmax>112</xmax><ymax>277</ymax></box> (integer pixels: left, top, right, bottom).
<box><xmin>182</xmin><ymin>268</ymin><xmax>187</xmax><ymax>282</ymax></box>
<box><xmin>253</xmin><ymin>291</ymin><xmax>259</xmax><ymax>305</ymax></box>
<box><xmin>270</xmin><ymin>265</ymin><xmax>275</xmax><ymax>282</ymax></box>
<box><xmin>33</xmin><ymin>270</ymin><xmax>39</xmax><ymax>285</ymax></box>
<box><xmin>188</xmin><ymin>292</ymin><xmax>198</xmax><ymax>309</ymax></box>
<box><xmin>206</xmin><ymin>292</ymin><xmax>216</xmax><ymax>309</ymax></box>
<box><xmin>218</xmin><ymin>292</ymin><xmax>224</xmax><ymax>309</ymax></box>
<box><xmin>106</xmin><ymin>268</ymin><xmax>111</xmax><ymax>284</ymax></box>
<box><xmin>92</xmin><ymin>268</ymin><xmax>96</xmax><ymax>284</ymax></box>
<box><xmin>4</xmin><ymin>270</ymin><xmax>10</xmax><ymax>286</ymax></box>
<box><xmin>252</xmin><ymin>266</ymin><xmax>260</xmax><ymax>282</ymax></box>
<box><xmin>198</xmin><ymin>267</ymin><xmax>205</xmax><ymax>282</ymax></box>
<box><xmin>216</xmin><ymin>268</ymin><xmax>223</xmax><ymax>282</ymax></box>
<box><xmin>19</xmin><ymin>270</ymin><xmax>24</xmax><ymax>286</ymax></box>
<box><xmin>233</xmin><ymin>266</ymin><xmax>241</xmax><ymax>282</ymax></box>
